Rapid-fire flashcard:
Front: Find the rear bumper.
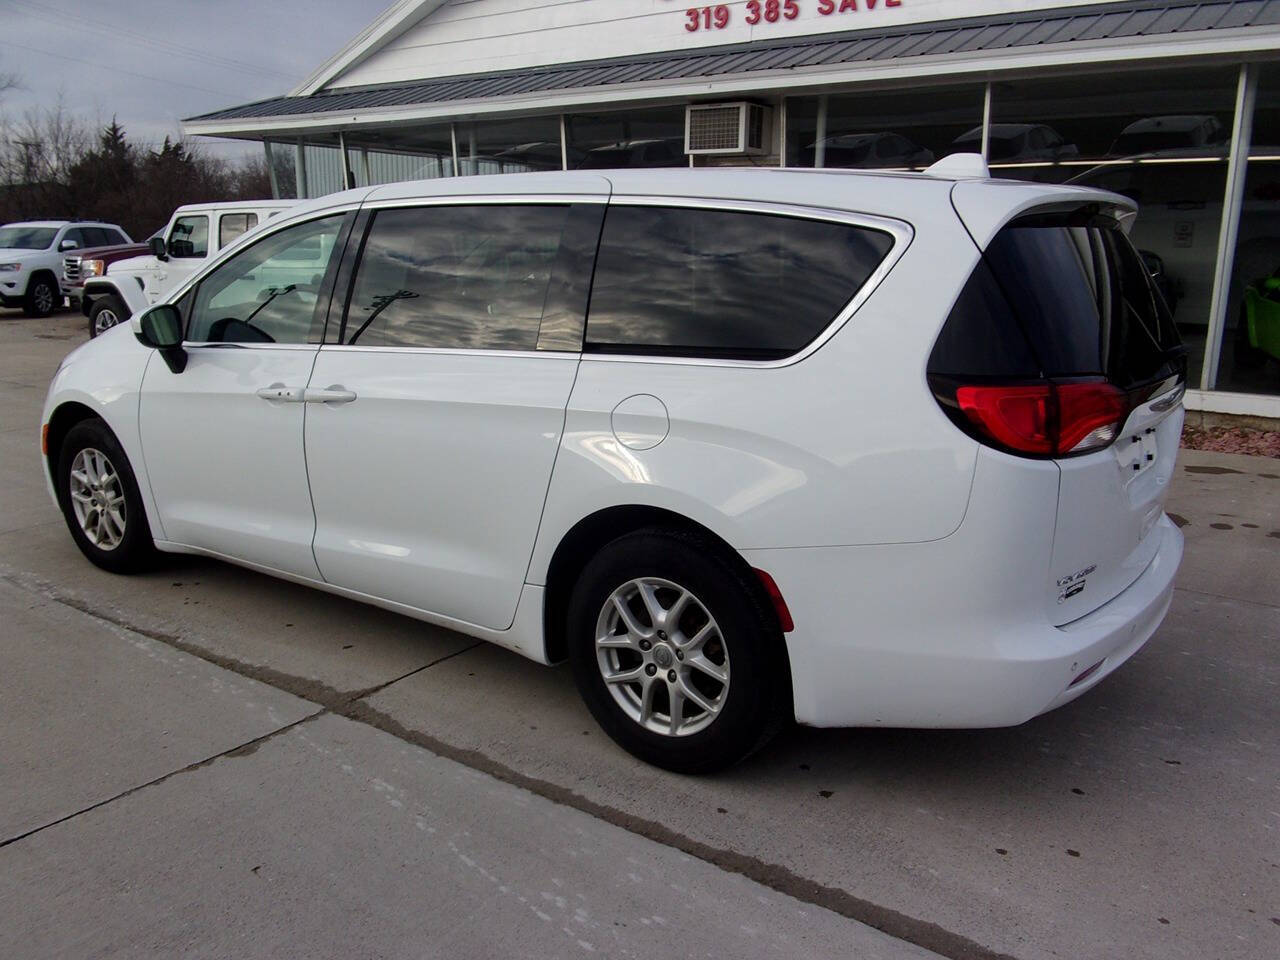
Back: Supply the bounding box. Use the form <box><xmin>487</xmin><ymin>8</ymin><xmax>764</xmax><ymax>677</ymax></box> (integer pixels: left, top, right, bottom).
<box><xmin>745</xmin><ymin>514</ymin><xmax>1182</xmax><ymax>729</ymax></box>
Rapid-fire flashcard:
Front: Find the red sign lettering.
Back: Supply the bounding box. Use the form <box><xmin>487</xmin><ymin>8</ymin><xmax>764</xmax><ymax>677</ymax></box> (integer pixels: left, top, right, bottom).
<box><xmin>681</xmin><ymin>0</ymin><xmax>904</xmax><ymax>31</ymax></box>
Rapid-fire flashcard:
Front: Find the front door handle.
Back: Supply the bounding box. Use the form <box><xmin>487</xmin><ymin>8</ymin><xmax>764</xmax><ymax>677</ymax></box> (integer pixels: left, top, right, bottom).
<box><xmin>256</xmin><ymin>383</ymin><xmax>305</xmax><ymax>402</ymax></box>
<box><xmin>304</xmin><ymin>385</ymin><xmax>357</xmax><ymax>405</ymax></box>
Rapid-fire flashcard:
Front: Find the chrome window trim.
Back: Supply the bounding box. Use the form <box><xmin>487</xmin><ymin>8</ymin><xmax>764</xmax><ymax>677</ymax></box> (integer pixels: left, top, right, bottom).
<box><xmin>363</xmin><ymin>194</ymin><xmax>608</xmax><ymax>211</ymax></box>
<box><xmin>316</xmin><ymin>345</ymin><xmax>580</xmax><ymax>360</ymax></box>
<box><xmin>583</xmin><ymin>196</ymin><xmax>913</xmax><ymax>370</ymax></box>
<box><xmin>171</xmin><ymin>193</ymin><xmax>910</xmax><ymax>366</ymax></box>
<box><xmin>183</xmin><ymin>342</ymin><xmax>320</xmax><ymax>351</ymax></box>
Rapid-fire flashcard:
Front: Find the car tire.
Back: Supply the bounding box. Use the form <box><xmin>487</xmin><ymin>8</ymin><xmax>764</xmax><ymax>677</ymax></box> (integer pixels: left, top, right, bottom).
<box><xmin>24</xmin><ymin>276</ymin><xmax>59</xmax><ymax>318</ymax></box>
<box><xmin>89</xmin><ymin>295</ymin><xmax>128</xmax><ymax>338</ymax></box>
<box><xmin>56</xmin><ymin>419</ymin><xmax>157</xmax><ymax>574</ymax></box>
<box><xmin>567</xmin><ymin>527</ymin><xmax>787</xmax><ymax>773</ymax></box>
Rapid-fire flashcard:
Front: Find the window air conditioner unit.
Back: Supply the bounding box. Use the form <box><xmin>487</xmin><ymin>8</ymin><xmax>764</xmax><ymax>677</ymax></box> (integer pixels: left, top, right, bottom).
<box><xmin>685</xmin><ymin>102</ymin><xmax>772</xmax><ymax>156</ymax></box>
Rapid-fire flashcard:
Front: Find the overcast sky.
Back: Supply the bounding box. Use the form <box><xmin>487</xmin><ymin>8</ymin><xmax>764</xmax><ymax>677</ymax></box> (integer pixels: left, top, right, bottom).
<box><xmin>0</xmin><ymin>0</ymin><xmax>380</xmax><ymax>159</ymax></box>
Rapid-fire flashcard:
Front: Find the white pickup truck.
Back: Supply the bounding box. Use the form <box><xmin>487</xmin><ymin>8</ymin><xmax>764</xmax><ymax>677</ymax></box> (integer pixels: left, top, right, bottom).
<box><xmin>80</xmin><ymin>200</ymin><xmax>293</xmax><ymax>336</ymax></box>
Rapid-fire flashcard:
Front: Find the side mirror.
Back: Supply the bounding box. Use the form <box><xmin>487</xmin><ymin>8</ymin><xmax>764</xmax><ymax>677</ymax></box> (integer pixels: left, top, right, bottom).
<box><xmin>149</xmin><ymin>235</ymin><xmax>169</xmax><ymax>261</ymax></box>
<box><xmin>59</xmin><ymin>239</ymin><xmax>79</xmax><ymax>251</ymax></box>
<box><xmin>132</xmin><ymin>304</ymin><xmax>186</xmax><ymax>374</ymax></box>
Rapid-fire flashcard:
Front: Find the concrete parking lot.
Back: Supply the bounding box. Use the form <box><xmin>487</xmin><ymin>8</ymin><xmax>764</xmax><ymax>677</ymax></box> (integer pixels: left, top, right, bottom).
<box><xmin>2</xmin><ymin>308</ymin><xmax>1277</xmax><ymax>960</ymax></box>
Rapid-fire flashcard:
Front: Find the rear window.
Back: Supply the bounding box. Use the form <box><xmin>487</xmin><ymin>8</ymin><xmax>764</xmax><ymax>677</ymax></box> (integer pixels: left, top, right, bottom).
<box><xmin>929</xmin><ymin>211</ymin><xmax>1184</xmax><ymax>389</ymax></box>
<box><xmin>586</xmin><ymin>206</ymin><xmax>894</xmax><ymax>360</ymax></box>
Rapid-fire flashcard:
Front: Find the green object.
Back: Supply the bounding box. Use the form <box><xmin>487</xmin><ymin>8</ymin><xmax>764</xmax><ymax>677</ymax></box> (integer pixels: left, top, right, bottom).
<box><xmin>1242</xmin><ymin>283</ymin><xmax>1280</xmax><ymax>361</ymax></box>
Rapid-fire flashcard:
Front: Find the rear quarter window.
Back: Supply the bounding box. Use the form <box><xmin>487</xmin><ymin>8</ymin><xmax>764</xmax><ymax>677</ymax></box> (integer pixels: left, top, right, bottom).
<box><xmin>585</xmin><ymin>205</ymin><xmax>894</xmax><ymax>360</ymax></box>
<box><xmin>929</xmin><ymin>211</ymin><xmax>1184</xmax><ymax>390</ymax></box>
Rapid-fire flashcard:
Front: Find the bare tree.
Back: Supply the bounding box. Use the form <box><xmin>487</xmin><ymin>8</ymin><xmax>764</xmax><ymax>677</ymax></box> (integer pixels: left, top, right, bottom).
<box><xmin>0</xmin><ymin>100</ymin><xmax>276</xmax><ymax>232</ymax></box>
<box><xmin>0</xmin><ymin>97</ymin><xmax>91</xmax><ymax>220</ymax></box>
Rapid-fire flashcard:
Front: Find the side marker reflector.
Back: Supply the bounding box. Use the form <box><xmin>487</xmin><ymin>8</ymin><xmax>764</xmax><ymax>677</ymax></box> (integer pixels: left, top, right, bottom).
<box><xmin>753</xmin><ymin>568</ymin><xmax>795</xmax><ymax>633</ymax></box>
<box><xmin>41</xmin><ymin>423</ymin><xmax>49</xmax><ymax>456</ymax></box>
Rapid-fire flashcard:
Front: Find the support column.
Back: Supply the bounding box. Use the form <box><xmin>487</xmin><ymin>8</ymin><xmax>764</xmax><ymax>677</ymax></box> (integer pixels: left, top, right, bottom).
<box><xmin>263</xmin><ymin>141</ymin><xmax>279</xmax><ymax>199</ymax></box>
<box><xmin>981</xmin><ymin>82</ymin><xmax>993</xmax><ymax>161</ymax></box>
<box><xmin>778</xmin><ymin>98</ymin><xmax>788</xmax><ymax>168</ymax></box>
<box><xmin>294</xmin><ymin>139</ymin><xmax>307</xmax><ymax>199</ymax></box>
<box><xmin>814</xmin><ymin>95</ymin><xmax>828</xmax><ymax>169</ymax></box>
<box><xmin>1202</xmin><ymin>64</ymin><xmax>1257</xmax><ymax>391</ymax></box>
<box><xmin>338</xmin><ymin>131</ymin><xmax>353</xmax><ymax>189</ymax></box>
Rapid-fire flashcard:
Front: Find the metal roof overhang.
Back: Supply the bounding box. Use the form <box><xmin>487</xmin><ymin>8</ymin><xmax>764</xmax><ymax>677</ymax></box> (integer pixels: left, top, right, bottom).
<box><xmin>183</xmin><ymin>0</ymin><xmax>1280</xmax><ymax>140</ymax></box>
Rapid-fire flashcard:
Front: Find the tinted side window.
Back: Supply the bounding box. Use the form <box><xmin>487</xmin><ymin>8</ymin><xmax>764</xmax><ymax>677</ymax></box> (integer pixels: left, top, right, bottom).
<box><xmin>342</xmin><ymin>204</ymin><xmax>571</xmax><ymax>350</ymax></box>
<box><xmin>62</xmin><ymin>228</ymin><xmax>88</xmax><ymax>249</ymax></box>
<box><xmin>928</xmin><ymin>216</ymin><xmax>1183</xmax><ymax>388</ymax></box>
<box><xmin>168</xmin><ymin>216</ymin><xmax>208</xmax><ymax>258</ymax></box>
<box><xmin>585</xmin><ymin>206</ymin><xmax>894</xmax><ymax>360</ymax></box>
<box><xmin>219</xmin><ymin>212</ymin><xmax>258</xmax><ymax>247</ymax></box>
<box><xmin>985</xmin><ymin>222</ymin><xmax>1182</xmax><ymax>387</ymax></box>
<box><xmin>188</xmin><ymin>215</ymin><xmax>344</xmax><ymax>344</ymax></box>
<box><xmin>110</xmin><ymin>229</ymin><xmax>130</xmax><ymax>245</ymax></box>
<box><xmin>927</xmin><ymin>258</ymin><xmax>1039</xmax><ymax>379</ymax></box>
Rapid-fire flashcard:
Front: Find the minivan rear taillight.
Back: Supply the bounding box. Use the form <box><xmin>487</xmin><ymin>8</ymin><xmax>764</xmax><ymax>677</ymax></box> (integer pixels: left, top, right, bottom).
<box><xmin>947</xmin><ymin>379</ymin><xmax>1129</xmax><ymax>458</ymax></box>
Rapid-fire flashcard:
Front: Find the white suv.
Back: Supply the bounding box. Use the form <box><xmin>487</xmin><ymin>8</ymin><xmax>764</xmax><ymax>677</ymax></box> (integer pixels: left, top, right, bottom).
<box><xmin>40</xmin><ymin>164</ymin><xmax>1186</xmax><ymax>771</ymax></box>
<box><xmin>1</xmin><ymin>220</ymin><xmax>131</xmax><ymax>317</ymax></box>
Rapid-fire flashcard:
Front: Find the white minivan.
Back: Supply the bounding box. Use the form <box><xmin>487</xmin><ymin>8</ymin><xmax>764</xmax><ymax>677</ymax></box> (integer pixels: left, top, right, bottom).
<box><xmin>41</xmin><ymin>164</ymin><xmax>1186</xmax><ymax>771</ymax></box>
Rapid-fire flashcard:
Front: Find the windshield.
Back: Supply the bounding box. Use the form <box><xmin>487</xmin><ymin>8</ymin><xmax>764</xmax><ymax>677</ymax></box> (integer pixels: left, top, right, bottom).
<box><xmin>0</xmin><ymin>226</ymin><xmax>57</xmax><ymax>250</ymax></box>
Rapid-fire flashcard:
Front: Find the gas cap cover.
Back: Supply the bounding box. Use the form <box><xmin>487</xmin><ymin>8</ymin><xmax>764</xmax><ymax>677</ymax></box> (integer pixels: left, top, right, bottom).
<box><xmin>611</xmin><ymin>394</ymin><xmax>670</xmax><ymax>451</ymax></box>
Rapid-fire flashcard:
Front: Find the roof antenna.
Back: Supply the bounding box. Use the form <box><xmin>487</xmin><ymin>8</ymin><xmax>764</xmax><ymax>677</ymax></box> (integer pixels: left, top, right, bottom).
<box><xmin>924</xmin><ymin>153</ymin><xmax>990</xmax><ymax>179</ymax></box>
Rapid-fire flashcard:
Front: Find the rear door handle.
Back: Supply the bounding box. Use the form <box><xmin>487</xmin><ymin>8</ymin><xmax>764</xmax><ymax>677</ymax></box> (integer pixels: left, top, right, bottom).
<box><xmin>304</xmin><ymin>385</ymin><xmax>357</xmax><ymax>405</ymax></box>
<box><xmin>256</xmin><ymin>383</ymin><xmax>305</xmax><ymax>402</ymax></box>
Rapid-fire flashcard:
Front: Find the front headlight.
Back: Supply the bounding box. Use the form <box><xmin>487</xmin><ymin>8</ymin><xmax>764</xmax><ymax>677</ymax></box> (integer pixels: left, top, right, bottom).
<box><xmin>81</xmin><ymin>259</ymin><xmax>106</xmax><ymax>278</ymax></box>
<box><xmin>0</xmin><ymin>262</ymin><xmax>21</xmax><ymax>273</ymax></box>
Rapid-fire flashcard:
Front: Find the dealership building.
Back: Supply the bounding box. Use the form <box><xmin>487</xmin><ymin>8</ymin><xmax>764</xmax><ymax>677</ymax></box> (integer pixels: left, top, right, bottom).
<box><xmin>183</xmin><ymin>0</ymin><xmax>1280</xmax><ymax>416</ymax></box>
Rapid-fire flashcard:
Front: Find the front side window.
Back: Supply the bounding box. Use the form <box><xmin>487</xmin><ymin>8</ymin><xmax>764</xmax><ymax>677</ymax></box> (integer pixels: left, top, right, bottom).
<box><xmin>168</xmin><ymin>216</ymin><xmax>209</xmax><ymax>259</ymax></box>
<box><xmin>60</xmin><ymin>228</ymin><xmax>88</xmax><ymax>250</ymax></box>
<box><xmin>219</xmin><ymin>212</ymin><xmax>259</xmax><ymax>247</ymax></box>
<box><xmin>586</xmin><ymin>206</ymin><xmax>895</xmax><ymax>360</ymax></box>
<box><xmin>188</xmin><ymin>215</ymin><xmax>344</xmax><ymax>344</ymax></box>
<box><xmin>342</xmin><ymin>204</ymin><xmax>571</xmax><ymax>350</ymax></box>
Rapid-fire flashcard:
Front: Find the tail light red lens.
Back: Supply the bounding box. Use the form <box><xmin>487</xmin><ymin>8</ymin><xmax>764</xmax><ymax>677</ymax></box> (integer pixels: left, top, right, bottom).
<box><xmin>956</xmin><ymin>384</ymin><xmax>1054</xmax><ymax>455</ymax></box>
<box><xmin>1055</xmin><ymin>381</ymin><xmax>1130</xmax><ymax>454</ymax></box>
<box><xmin>953</xmin><ymin>380</ymin><xmax>1129</xmax><ymax>458</ymax></box>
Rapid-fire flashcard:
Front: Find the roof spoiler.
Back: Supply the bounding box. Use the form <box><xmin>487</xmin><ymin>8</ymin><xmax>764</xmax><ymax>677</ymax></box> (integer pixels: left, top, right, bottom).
<box><xmin>925</xmin><ymin>153</ymin><xmax>990</xmax><ymax>180</ymax></box>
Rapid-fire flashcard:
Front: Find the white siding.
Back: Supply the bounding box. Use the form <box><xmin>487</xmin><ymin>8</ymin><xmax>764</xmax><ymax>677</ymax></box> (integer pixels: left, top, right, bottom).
<box><xmin>331</xmin><ymin>0</ymin><xmax>1111</xmax><ymax>90</ymax></box>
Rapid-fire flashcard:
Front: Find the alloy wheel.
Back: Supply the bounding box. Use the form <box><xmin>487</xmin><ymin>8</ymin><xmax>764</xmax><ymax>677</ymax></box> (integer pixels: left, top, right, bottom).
<box><xmin>33</xmin><ymin>283</ymin><xmax>54</xmax><ymax>314</ymax></box>
<box><xmin>68</xmin><ymin>447</ymin><xmax>126</xmax><ymax>550</ymax></box>
<box><xmin>595</xmin><ymin>577</ymin><xmax>730</xmax><ymax>737</ymax></box>
<box><xmin>94</xmin><ymin>308</ymin><xmax>120</xmax><ymax>334</ymax></box>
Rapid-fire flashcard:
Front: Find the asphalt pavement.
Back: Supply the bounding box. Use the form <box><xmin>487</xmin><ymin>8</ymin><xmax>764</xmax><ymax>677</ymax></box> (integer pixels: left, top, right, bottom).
<box><xmin>1</xmin><ymin>308</ymin><xmax>1277</xmax><ymax>960</ymax></box>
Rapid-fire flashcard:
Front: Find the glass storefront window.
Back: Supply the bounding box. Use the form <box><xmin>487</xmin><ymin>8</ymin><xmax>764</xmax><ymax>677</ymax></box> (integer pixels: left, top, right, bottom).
<box><xmin>565</xmin><ymin>106</ymin><xmax>687</xmax><ymax>169</ymax></box>
<box><xmin>264</xmin><ymin>141</ymin><xmax>297</xmax><ymax>200</ymax></box>
<box><xmin>1218</xmin><ymin>67</ymin><xmax>1280</xmax><ymax>396</ymax></box>
<box><xmin>345</xmin><ymin>126</ymin><xmax>455</xmax><ymax>186</ymax></box>
<box><xmin>456</xmin><ymin>116</ymin><xmax>563</xmax><ymax>175</ymax></box>
<box><xmin>989</xmin><ymin>66</ymin><xmax>1239</xmax><ymax>388</ymax></box>
<box><xmin>785</xmin><ymin>86</ymin><xmax>985</xmax><ymax>170</ymax></box>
